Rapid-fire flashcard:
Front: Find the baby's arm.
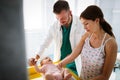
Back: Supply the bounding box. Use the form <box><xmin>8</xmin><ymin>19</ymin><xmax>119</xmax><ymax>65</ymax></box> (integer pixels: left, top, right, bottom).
<box><xmin>34</xmin><ymin>64</ymin><xmax>45</xmax><ymax>73</ymax></box>
<box><xmin>34</xmin><ymin>64</ymin><xmax>41</xmax><ymax>73</ymax></box>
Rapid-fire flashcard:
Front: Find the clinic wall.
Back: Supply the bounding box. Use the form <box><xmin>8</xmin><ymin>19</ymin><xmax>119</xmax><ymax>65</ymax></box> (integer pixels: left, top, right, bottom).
<box><xmin>98</xmin><ymin>0</ymin><xmax>120</xmax><ymax>52</ymax></box>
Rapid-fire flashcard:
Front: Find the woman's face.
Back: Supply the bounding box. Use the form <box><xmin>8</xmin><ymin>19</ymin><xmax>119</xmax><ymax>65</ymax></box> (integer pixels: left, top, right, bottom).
<box><xmin>80</xmin><ymin>18</ymin><xmax>99</xmax><ymax>33</ymax></box>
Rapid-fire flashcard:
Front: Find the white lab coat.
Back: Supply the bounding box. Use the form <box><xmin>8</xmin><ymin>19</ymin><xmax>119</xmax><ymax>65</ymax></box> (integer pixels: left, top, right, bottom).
<box><xmin>38</xmin><ymin>16</ymin><xmax>85</xmax><ymax>76</ymax></box>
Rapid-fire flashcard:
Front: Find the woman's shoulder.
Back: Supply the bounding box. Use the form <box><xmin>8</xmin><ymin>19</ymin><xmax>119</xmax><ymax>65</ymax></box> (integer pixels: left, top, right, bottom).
<box><xmin>105</xmin><ymin>34</ymin><xmax>116</xmax><ymax>44</ymax></box>
<box><xmin>81</xmin><ymin>32</ymin><xmax>91</xmax><ymax>41</ymax></box>
<box><xmin>104</xmin><ymin>34</ymin><xmax>117</xmax><ymax>52</ymax></box>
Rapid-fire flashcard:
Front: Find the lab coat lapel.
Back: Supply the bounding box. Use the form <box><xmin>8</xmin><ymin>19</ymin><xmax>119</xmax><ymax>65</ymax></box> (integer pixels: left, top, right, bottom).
<box><xmin>70</xmin><ymin>16</ymin><xmax>77</xmax><ymax>50</ymax></box>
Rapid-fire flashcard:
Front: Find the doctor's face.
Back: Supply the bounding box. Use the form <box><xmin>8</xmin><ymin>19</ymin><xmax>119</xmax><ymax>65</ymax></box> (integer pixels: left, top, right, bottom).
<box><xmin>55</xmin><ymin>10</ymin><xmax>71</xmax><ymax>26</ymax></box>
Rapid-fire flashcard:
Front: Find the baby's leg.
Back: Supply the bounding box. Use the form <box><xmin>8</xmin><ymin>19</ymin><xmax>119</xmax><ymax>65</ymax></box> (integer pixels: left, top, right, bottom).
<box><xmin>45</xmin><ymin>73</ymin><xmax>55</xmax><ymax>80</ymax></box>
<box><xmin>63</xmin><ymin>68</ymin><xmax>72</xmax><ymax>80</ymax></box>
<box><xmin>53</xmin><ymin>73</ymin><xmax>63</xmax><ymax>80</ymax></box>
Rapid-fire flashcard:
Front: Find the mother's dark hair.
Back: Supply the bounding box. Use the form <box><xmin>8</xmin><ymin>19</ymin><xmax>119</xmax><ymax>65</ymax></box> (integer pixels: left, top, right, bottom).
<box><xmin>80</xmin><ymin>5</ymin><xmax>115</xmax><ymax>38</ymax></box>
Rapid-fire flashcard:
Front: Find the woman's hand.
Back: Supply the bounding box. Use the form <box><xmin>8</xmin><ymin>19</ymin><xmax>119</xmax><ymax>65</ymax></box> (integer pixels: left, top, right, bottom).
<box><xmin>57</xmin><ymin>62</ymin><xmax>63</xmax><ymax>69</ymax></box>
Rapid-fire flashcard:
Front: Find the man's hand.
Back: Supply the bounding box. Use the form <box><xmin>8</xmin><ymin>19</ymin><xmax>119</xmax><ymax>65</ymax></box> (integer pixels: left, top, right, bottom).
<box><xmin>28</xmin><ymin>58</ymin><xmax>37</xmax><ymax>66</ymax></box>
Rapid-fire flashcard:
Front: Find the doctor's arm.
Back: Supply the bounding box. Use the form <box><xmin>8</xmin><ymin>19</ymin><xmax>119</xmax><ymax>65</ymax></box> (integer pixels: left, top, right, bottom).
<box><xmin>36</xmin><ymin>25</ymin><xmax>54</xmax><ymax>56</ymax></box>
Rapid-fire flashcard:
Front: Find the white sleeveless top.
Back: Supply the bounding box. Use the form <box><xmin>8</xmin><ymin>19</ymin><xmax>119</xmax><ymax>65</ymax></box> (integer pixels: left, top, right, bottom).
<box><xmin>80</xmin><ymin>33</ymin><xmax>113</xmax><ymax>80</ymax></box>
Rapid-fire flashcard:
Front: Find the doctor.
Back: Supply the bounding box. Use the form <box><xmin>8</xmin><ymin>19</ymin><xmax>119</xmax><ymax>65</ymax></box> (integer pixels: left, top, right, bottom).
<box><xmin>29</xmin><ymin>0</ymin><xmax>84</xmax><ymax>76</ymax></box>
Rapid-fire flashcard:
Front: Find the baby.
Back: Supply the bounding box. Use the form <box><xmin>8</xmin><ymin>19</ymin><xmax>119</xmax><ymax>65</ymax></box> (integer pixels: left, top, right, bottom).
<box><xmin>29</xmin><ymin>56</ymin><xmax>72</xmax><ymax>80</ymax></box>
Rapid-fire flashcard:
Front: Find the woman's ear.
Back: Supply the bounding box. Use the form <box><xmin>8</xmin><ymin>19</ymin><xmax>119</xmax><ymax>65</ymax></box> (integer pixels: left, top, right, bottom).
<box><xmin>95</xmin><ymin>18</ymin><xmax>100</xmax><ymax>23</ymax></box>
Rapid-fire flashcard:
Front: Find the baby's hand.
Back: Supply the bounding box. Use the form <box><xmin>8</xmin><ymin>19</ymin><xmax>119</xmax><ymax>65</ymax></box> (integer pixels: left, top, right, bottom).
<box><xmin>36</xmin><ymin>54</ymin><xmax>40</xmax><ymax>60</ymax></box>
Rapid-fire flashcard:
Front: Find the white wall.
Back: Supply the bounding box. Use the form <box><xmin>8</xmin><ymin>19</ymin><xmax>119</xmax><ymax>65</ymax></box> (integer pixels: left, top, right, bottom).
<box><xmin>23</xmin><ymin>0</ymin><xmax>56</xmax><ymax>59</ymax></box>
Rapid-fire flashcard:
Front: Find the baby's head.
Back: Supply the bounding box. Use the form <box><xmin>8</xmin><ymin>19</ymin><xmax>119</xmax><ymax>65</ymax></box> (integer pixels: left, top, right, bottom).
<box><xmin>40</xmin><ymin>57</ymin><xmax>53</xmax><ymax>66</ymax></box>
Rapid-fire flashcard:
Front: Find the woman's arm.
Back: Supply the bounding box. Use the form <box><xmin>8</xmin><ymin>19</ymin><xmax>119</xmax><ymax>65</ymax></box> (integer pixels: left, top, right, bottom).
<box><xmin>91</xmin><ymin>38</ymin><xmax>118</xmax><ymax>80</ymax></box>
<box><xmin>59</xmin><ymin>32</ymin><xmax>89</xmax><ymax>67</ymax></box>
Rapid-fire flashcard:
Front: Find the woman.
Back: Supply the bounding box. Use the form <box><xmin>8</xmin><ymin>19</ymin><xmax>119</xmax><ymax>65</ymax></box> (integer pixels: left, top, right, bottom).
<box><xmin>58</xmin><ymin>5</ymin><xmax>117</xmax><ymax>80</ymax></box>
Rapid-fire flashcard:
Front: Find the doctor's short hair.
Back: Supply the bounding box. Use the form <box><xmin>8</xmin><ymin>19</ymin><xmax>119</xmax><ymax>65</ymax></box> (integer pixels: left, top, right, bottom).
<box><xmin>53</xmin><ymin>0</ymin><xmax>70</xmax><ymax>14</ymax></box>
